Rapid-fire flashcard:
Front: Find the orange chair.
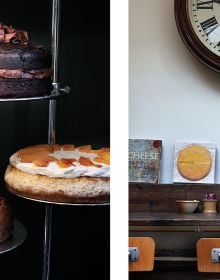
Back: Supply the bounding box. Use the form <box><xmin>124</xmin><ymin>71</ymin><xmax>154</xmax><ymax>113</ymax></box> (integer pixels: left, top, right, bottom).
<box><xmin>129</xmin><ymin>237</ymin><xmax>155</xmax><ymax>272</ymax></box>
<box><xmin>197</xmin><ymin>238</ymin><xmax>220</xmax><ymax>272</ymax></box>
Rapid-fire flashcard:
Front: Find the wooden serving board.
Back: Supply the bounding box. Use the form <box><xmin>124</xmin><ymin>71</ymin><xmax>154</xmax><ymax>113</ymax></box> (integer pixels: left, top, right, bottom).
<box><xmin>129</xmin><ymin>237</ymin><xmax>155</xmax><ymax>272</ymax></box>
<box><xmin>197</xmin><ymin>238</ymin><xmax>220</xmax><ymax>272</ymax></box>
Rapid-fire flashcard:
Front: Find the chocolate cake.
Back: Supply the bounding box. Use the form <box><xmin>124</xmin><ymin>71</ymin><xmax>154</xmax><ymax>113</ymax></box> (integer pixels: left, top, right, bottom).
<box><xmin>0</xmin><ymin>24</ymin><xmax>52</xmax><ymax>98</ymax></box>
<box><xmin>0</xmin><ymin>197</ymin><xmax>13</xmax><ymax>243</ymax></box>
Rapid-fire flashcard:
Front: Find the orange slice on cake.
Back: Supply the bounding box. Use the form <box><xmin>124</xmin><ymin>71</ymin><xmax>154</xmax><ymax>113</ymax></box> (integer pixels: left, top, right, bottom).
<box><xmin>79</xmin><ymin>157</ymin><xmax>101</xmax><ymax>168</ymax></box>
<box><xmin>61</xmin><ymin>144</ymin><xmax>75</xmax><ymax>151</ymax></box>
<box><xmin>19</xmin><ymin>153</ymin><xmax>56</xmax><ymax>164</ymax></box>
<box><xmin>33</xmin><ymin>158</ymin><xmax>50</xmax><ymax>167</ymax></box>
<box><xmin>56</xmin><ymin>158</ymin><xmax>77</xmax><ymax>168</ymax></box>
<box><xmin>78</xmin><ymin>145</ymin><xmax>92</xmax><ymax>153</ymax></box>
<box><xmin>17</xmin><ymin>146</ymin><xmax>49</xmax><ymax>155</ymax></box>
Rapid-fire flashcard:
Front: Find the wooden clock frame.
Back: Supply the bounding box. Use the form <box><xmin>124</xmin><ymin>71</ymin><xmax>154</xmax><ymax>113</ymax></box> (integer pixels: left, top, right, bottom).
<box><xmin>175</xmin><ymin>0</ymin><xmax>220</xmax><ymax>72</ymax></box>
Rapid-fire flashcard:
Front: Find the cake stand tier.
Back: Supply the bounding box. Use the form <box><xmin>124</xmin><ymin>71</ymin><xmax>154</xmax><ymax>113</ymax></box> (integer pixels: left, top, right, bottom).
<box><xmin>8</xmin><ymin>191</ymin><xmax>110</xmax><ymax>206</ymax></box>
<box><xmin>0</xmin><ymin>219</ymin><xmax>27</xmax><ymax>254</ymax></box>
<box><xmin>0</xmin><ymin>86</ymin><xmax>70</xmax><ymax>102</ymax></box>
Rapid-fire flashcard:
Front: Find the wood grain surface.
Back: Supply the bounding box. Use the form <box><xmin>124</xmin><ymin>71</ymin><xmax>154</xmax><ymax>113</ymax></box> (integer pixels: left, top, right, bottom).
<box><xmin>129</xmin><ymin>237</ymin><xmax>155</xmax><ymax>272</ymax></box>
<box><xmin>129</xmin><ymin>212</ymin><xmax>220</xmax><ymax>226</ymax></box>
<box><xmin>129</xmin><ymin>183</ymin><xmax>220</xmax><ymax>213</ymax></box>
<box><xmin>197</xmin><ymin>238</ymin><xmax>220</xmax><ymax>272</ymax></box>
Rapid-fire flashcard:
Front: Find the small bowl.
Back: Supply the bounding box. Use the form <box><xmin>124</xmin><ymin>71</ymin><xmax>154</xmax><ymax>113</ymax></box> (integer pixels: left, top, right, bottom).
<box><xmin>175</xmin><ymin>200</ymin><xmax>200</xmax><ymax>214</ymax></box>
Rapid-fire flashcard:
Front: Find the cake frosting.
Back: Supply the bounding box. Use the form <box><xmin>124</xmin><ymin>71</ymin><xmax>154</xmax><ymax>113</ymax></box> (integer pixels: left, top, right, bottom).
<box><xmin>5</xmin><ymin>144</ymin><xmax>110</xmax><ymax>204</ymax></box>
<box><xmin>0</xmin><ymin>23</ymin><xmax>28</xmax><ymax>44</ymax></box>
<box><xmin>9</xmin><ymin>144</ymin><xmax>110</xmax><ymax>178</ymax></box>
<box><xmin>0</xmin><ymin>24</ymin><xmax>52</xmax><ymax>98</ymax></box>
<box><xmin>0</xmin><ymin>68</ymin><xmax>52</xmax><ymax>79</ymax></box>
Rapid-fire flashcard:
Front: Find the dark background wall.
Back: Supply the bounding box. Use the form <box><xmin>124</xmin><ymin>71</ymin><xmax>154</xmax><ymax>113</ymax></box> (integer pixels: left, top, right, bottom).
<box><xmin>0</xmin><ymin>1</ymin><xmax>110</xmax><ymax>279</ymax></box>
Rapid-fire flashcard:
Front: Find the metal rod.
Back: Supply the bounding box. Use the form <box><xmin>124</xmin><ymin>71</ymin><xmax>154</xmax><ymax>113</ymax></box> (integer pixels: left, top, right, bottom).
<box><xmin>154</xmin><ymin>256</ymin><xmax>197</xmax><ymax>262</ymax></box>
<box><xmin>48</xmin><ymin>100</ymin><xmax>56</xmax><ymax>144</ymax></box>
<box><xmin>42</xmin><ymin>205</ymin><xmax>53</xmax><ymax>280</ymax></box>
<box><xmin>51</xmin><ymin>0</ymin><xmax>61</xmax><ymax>87</ymax></box>
<box><xmin>42</xmin><ymin>0</ymin><xmax>61</xmax><ymax>279</ymax></box>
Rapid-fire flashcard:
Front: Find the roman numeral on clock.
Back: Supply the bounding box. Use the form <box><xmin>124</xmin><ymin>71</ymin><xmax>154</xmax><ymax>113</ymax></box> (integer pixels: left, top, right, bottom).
<box><xmin>197</xmin><ymin>0</ymin><xmax>213</xmax><ymax>9</ymax></box>
<box><xmin>200</xmin><ymin>16</ymin><xmax>219</xmax><ymax>35</ymax></box>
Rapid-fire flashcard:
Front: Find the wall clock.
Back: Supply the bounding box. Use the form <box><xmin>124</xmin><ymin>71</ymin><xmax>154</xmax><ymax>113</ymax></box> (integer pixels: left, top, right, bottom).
<box><xmin>175</xmin><ymin>0</ymin><xmax>220</xmax><ymax>72</ymax></box>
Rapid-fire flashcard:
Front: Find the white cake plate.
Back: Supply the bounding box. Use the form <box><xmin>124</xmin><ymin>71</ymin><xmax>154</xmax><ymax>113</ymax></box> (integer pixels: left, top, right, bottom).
<box><xmin>0</xmin><ymin>219</ymin><xmax>27</xmax><ymax>254</ymax></box>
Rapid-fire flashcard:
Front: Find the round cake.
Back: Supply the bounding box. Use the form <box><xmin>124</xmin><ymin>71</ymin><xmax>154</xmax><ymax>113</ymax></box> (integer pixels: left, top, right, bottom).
<box><xmin>5</xmin><ymin>144</ymin><xmax>110</xmax><ymax>204</ymax></box>
<box><xmin>177</xmin><ymin>144</ymin><xmax>212</xmax><ymax>181</ymax></box>
<box><xmin>0</xmin><ymin>197</ymin><xmax>13</xmax><ymax>243</ymax></box>
<box><xmin>0</xmin><ymin>24</ymin><xmax>52</xmax><ymax>98</ymax></box>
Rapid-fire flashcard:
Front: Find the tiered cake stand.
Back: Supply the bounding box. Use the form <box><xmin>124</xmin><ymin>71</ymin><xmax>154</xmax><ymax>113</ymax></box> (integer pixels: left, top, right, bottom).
<box><xmin>1</xmin><ymin>0</ymin><xmax>109</xmax><ymax>279</ymax></box>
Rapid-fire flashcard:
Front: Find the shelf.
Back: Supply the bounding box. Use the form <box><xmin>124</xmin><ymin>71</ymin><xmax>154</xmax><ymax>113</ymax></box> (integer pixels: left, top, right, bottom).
<box><xmin>129</xmin><ymin>212</ymin><xmax>220</xmax><ymax>227</ymax></box>
<box><xmin>0</xmin><ymin>219</ymin><xmax>27</xmax><ymax>254</ymax></box>
<box><xmin>129</xmin><ymin>183</ymin><xmax>220</xmax><ymax>213</ymax></box>
<box><xmin>0</xmin><ymin>86</ymin><xmax>70</xmax><ymax>102</ymax></box>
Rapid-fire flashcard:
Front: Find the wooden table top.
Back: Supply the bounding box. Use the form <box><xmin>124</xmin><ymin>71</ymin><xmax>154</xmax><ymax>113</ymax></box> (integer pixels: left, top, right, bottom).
<box><xmin>129</xmin><ymin>212</ymin><xmax>220</xmax><ymax>226</ymax></box>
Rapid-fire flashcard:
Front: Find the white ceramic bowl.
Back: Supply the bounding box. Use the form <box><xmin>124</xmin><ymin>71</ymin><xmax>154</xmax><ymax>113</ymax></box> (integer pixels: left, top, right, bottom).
<box><xmin>175</xmin><ymin>200</ymin><xmax>200</xmax><ymax>214</ymax></box>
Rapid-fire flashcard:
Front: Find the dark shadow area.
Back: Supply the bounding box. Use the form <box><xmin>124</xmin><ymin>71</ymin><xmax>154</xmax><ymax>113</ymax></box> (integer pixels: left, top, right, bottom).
<box><xmin>0</xmin><ymin>1</ymin><xmax>110</xmax><ymax>279</ymax></box>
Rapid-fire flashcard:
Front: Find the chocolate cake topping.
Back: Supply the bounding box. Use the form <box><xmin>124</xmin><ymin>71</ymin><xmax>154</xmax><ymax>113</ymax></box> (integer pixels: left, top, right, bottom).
<box><xmin>0</xmin><ymin>24</ymin><xmax>52</xmax><ymax>97</ymax></box>
<box><xmin>0</xmin><ymin>24</ymin><xmax>28</xmax><ymax>44</ymax></box>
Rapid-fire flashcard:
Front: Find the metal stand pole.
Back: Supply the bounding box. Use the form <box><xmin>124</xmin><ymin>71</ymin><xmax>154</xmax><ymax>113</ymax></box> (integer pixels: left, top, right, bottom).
<box><xmin>42</xmin><ymin>0</ymin><xmax>61</xmax><ymax>279</ymax></box>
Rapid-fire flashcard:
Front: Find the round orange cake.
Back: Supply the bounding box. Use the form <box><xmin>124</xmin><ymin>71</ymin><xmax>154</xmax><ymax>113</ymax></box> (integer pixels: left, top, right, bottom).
<box><xmin>4</xmin><ymin>144</ymin><xmax>110</xmax><ymax>204</ymax></box>
<box><xmin>177</xmin><ymin>144</ymin><xmax>212</xmax><ymax>181</ymax></box>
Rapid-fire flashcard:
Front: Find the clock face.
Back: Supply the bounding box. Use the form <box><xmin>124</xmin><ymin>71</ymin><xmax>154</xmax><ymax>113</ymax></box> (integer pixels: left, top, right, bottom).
<box><xmin>188</xmin><ymin>0</ymin><xmax>220</xmax><ymax>56</ymax></box>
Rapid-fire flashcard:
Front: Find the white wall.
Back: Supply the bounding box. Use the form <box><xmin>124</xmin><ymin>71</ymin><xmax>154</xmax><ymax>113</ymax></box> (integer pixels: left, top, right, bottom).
<box><xmin>129</xmin><ymin>0</ymin><xmax>220</xmax><ymax>183</ymax></box>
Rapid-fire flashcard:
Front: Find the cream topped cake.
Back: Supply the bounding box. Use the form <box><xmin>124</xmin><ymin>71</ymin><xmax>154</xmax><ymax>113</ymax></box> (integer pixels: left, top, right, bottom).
<box><xmin>10</xmin><ymin>144</ymin><xmax>110</xmax><ymax>178</ymax></box>
<box><xmin>5</xmin><ymin>144</ymin><xmax>110</xmax><ymax>204</ymax></box>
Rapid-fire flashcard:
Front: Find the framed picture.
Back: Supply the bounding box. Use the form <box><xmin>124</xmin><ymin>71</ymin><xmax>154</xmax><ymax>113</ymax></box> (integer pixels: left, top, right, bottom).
<box><xmin>129</xmin><ymin>139</ymin><xmax>162</xmax><ymax>183</ymax></box>
<box><xmin>173</xmin><ymin>142</ymin><xmax>216</xmax><ymax>184</ymax></box>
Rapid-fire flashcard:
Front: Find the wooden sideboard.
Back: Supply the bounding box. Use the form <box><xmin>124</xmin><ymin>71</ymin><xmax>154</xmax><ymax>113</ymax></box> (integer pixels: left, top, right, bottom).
<box><xmin>129</xmin><ymin>183</ymin><xmax>220</xmax><ymax>279</ymax></box>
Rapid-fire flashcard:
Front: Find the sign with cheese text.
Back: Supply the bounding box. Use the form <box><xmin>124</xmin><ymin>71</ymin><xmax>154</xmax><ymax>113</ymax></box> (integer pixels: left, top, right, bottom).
<box><xmin>129</xmin><ymin>139</ymin><xmax>162</xmax><ymax>183</ymax></box>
